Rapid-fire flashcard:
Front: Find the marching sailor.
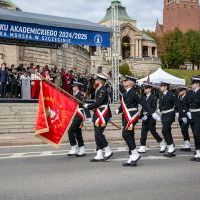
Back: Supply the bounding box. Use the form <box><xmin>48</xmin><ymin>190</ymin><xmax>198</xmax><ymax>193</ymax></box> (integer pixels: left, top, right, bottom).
<box><xmin>116</xmin><ymin>76</ymin><xmax>160</xmax><ymax>167</ymax></box>
<box><xmin>138</xmin><ymin>83</ymin><xmax>165</xmax><ymax>154</ymax></box>
<box><xmin>189</xmin><ymin>76</ymin><xmax>200</xmax><ymax>162</ymax></box>
<box><xmin>175</xmin><ymin>86</ymin><xmax>191</xmax><ymax>151</ymax></box>
<box><xmin>84</xmin><ymin>73</ymin><xmax>113</xmax><ymax>162</ymax></box>
<box><xmin>159</xmin><ymin>82</ymin><xmax>176</xmax><ymax>157</ymax></box>
<box><xmin>68</xmin><ymin>82</ymin><xmax>86</xmax><ymax>157</ymax></box>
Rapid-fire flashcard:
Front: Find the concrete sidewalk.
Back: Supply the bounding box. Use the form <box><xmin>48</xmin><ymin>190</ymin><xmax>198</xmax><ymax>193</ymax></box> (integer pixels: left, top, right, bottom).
<box><xmin>0</xmin><ymin>128</ymin><xmax>190</xmax><ymax>147</ymax></box>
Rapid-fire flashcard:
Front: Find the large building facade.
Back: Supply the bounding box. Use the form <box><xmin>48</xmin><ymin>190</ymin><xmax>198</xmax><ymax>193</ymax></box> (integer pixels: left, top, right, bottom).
<box><xmin>0</xmin><ymin>0</ymin><xmax>91</xmax><ymax>73</ymax></box>
<box><xmin>90</xmin><ymin>0</ymin><xmax>161</xmax><ymax>77</ymax></box>
<box><xmin>156</xmin><ymin>0</ymin><xmax>200</xmax><ymax>34</ymax></box>
<box><xmin>0</xmin><ymin>0</ymin><xmax>160</xmax><ymax>77</ymax></box>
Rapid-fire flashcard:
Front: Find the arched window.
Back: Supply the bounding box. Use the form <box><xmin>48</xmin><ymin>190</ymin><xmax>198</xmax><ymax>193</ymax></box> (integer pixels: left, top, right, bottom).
<box><xmin>121</xmin><ymin>36</ymin><xmax>130</xmax><ymax>60</ymax></box>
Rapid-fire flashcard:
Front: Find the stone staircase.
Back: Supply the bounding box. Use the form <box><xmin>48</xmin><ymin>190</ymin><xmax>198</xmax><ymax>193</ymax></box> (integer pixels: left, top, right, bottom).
<box><xmin>0</xmin><ymin>103</ymin><xmax>37</xmax><ymax>134</ymax></box>
<box><xmin>0</xmin><ymin>103</ymin><xmax>179</xmax><ymax>134</ymax></box>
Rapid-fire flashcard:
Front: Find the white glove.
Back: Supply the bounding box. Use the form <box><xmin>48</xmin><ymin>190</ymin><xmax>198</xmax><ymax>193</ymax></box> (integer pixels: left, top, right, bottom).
<box><xmin>175</xmin><ymin>113</ymin><xmax>179</xmax><ymax>119</ymax></box>
<box><xmin>182</xmin><ymin>117</ymin><xmax>188</xmax><ymax>124</ymax></box>
<box><xmin>142</xmin><ymin>115</ymin><xmax>148</xmax><ymax>121</ymax></box>
<box><xmin>115</xmin><ymin>109</ymin><xmax>119</xmax><ymax>115</ymax></box>
<box><xmin>83</xmin><ymin>104</ymin><xmax>89</xmax><ymax>109</ymax></box>
<box><xmin>157</xmin><ymin>109</ymin><xmax>161</xmax><ymax>115</ymax></box>
<box><xmin>152</xmin><ymin>113</ymin><xmax>161</xmax><ymax>121</ymax></box>
<box><xmin>187</xmin><ymin>112</ymin><xmax>192</xmax><ymax>120</ymax></box>
<box><xmin>87</xmin><ymin>117</ymin><xmax>92</xmax><ymax>123</ymax></box>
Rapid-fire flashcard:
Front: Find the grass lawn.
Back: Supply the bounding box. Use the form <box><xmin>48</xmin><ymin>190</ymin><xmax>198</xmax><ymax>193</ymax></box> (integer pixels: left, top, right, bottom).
<box><xmin>164</xmin><ymin>68</ymin><xmax>200</xmax><ymax>85</ymax></box>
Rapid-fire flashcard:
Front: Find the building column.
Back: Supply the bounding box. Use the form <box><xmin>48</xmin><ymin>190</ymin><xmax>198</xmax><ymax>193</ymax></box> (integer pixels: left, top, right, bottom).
<box><xmin>148</xmin><ymin>46</ymin><xmax>152</xmax><ymax>57</ymax></box>
<box><xmin>155</xmin><ymin>48</ymin><xmax>158</xmax><ymax>57</ymax></box>
<box><xmin>139</xmin><ymin>40</ymin><xmax>142</xmax><ymax>58</ymax></box>
<box><xmin>135</xmin><ymin>39</ymin><xmax>138</xmax><ymax>57</ymax></box>
<box><xmin>130</xmin><ymin>43</ymin><xmax>134</xmax><ymax>58</ymax></box>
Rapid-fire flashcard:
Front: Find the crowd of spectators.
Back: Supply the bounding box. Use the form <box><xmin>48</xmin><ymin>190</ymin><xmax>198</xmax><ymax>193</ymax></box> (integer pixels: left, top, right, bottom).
<box><xmin>0</xmin><ymin>62</ymin><xmax>185</xmax><ymax>103</ymax></box>
<box><xmin>0</xmin><ymin>62</ymin><xmax>113</xmax><ymax>100</ymax></box>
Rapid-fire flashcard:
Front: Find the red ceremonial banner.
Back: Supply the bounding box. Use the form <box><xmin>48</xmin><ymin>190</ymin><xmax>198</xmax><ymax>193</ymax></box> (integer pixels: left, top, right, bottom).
<box><xmin>35</xmin><ymin>81</ymin><xmax>79</xmax><ymax>148</ymax></box>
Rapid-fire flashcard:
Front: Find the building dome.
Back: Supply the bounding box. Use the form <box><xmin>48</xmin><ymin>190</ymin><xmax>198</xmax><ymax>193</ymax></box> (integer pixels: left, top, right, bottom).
<box><xmin>100</xmin><ymin>0</ymin><xmax>134</xmax><ymax>23</ymax></box>
<box><xmin>0</xmin><ymin>0</ymin><xmax>21</xmax><ymax>11</ymax></box>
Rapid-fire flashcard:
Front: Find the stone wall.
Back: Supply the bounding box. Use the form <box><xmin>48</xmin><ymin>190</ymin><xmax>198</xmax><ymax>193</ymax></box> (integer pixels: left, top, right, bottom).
<box><xmin>122</xmin><ymin>58</ymin><xmax>161</xmax><ymax>78</ymax></box>
<box><xmin>0</xmin><ymin>44</ymin><xmax>91</xmax><ymax>73</ymax></box>
<box><xmin>0</xmin><ymin>44</ymin><xmax>20</xmax><ymax>67</ymax></box>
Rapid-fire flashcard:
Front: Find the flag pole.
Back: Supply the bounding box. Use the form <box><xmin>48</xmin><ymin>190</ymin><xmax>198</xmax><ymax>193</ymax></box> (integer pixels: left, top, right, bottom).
<box><xmin>36</xmin><ymin>73</ymin><xmax>121</xmax><ymax>130</ymax></box>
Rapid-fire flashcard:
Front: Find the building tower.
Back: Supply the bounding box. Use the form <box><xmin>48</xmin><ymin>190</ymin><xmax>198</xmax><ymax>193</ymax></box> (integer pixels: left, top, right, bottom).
<box><xmin>163</xmin><ymin>0</ymin><xmax>200</xmax><ymax>32</ymax></box>
<box><xmin>0</xmin><ymin>0</ymin><xmax>21</xmax><ymax>10</ymax></box>
<box><xmin>155</xmin><ymin>18</ymin><xmax>164</xmax><ymax>36</ymax></box>
<box><xmin>91</xmin><ymin>0</ymin><xmax>159</xmax><ymax>78</ymax></box>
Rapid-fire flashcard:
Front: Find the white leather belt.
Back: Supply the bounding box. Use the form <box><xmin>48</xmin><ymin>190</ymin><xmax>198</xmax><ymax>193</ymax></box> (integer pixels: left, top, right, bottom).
<box><xmin>161</xmin><ymin>108</ymin><xmax>174</xmax><ymax>114</ymax></box>
<box><xmin>99</xmin><ymin>105</ymin><xmax>107</xmax><ymax>108</ymax></box>
<box><xmin>190</xmin><ymin>109</ymin><xmax>200</xmax><ymax>113</ymax></box>
<box><xmin>128</xmin><ymin>108</ymin><xmax>138</xmax><ymax>112</ymax></box>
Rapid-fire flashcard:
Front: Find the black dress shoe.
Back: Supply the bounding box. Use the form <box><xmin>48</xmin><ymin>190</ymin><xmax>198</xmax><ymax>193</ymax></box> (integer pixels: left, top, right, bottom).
<box><xmin>181</xmin><ymin>148</ymin><xmax>191</xmax><ymax>152</ymax></box>
<box><xmin>90</xmin><ymin>158</ymin><xmax>105</xmax><ymax>162</ymax></box>
<box><xmin>164</xmin><ymin>151</ymin><xmax>176</xmax><ymax>158</ymax></box>
<box><xmin>190</xmin><ymin>157</ymin><xmax>196</xmax><ymax>161</ymax></box>
<box><xmin>196</xmin><ymin>158</ymin><xmax>200</xmax><ymax>162</ymax></box>
<box><xmin>104</xmin><ymin>152</ymin><xmax>114</xmax><ymax>161</ymax></box>
<box><xmin>76</xmin><ymin>154</ymin><xmax>86</xmax><ymax>158</ymax></box>
<box><xmin>68</xmin><ymin>154</ymin><xmax>77</xmax><ymax>157</ymax></box>
<box><xmin>138</xmin><ymin>151</ymin><xmax>146</xmax><ymax>154</ymax></box>
<box><xmin>122</xmin><ymin>155</ymin><xmax>141</xmax><ymax>167</ymax></box>
<box><xmin>122</xmin><ymin>162</ymin><xmax>132</xmax><ymax>167</ymax></box>
<box><xmin>190</xmin><ymin>157</ymin><xmax>200</xmax><ymax>162</ymax></box>
<box><xmin>122</xmin><ymin>161</ymin><xmax>137</xmax><ymax>167</ymax></box>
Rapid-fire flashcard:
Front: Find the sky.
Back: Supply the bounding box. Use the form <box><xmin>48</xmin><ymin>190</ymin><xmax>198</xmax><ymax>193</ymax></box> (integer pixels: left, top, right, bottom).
<box><xmin>12</xmin><ymin>0</ymin><xmax>163</xmax><ymax>31</ymax></box>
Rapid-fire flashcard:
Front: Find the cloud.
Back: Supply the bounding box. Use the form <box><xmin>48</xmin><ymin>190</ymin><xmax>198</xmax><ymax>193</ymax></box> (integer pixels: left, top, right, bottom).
<box><xmin>13</xmin><ymin>0</ymin><xmax>163</xmax><ymax>30</ymax></box>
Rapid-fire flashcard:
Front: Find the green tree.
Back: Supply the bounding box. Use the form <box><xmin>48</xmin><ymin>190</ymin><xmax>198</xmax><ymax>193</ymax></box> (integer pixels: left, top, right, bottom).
<box><xmin>119</xmin><ymin>63</ymin><xmax>132</xmax><ymax>76</ymax></box>
<box><xmin>186</xmin><ymin>30</ymin><xmax>200</xmax><ymax>70</ymax></box>
<box><xmin>161</xmin><ymin>28</ymin><xmax>187</xmax><ymax>69</ymax></box>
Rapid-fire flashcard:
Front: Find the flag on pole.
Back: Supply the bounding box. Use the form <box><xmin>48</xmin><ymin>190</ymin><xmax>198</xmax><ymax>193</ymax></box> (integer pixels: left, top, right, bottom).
<box><xmin>35</xmin><ymin>81</ymin><xmax>79</xmax><ymax>148</ymax></box>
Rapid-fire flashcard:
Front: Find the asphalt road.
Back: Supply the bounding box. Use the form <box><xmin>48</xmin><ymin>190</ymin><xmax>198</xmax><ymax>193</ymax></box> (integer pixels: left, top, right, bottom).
<box><xmin>0</xmin><ymin>141</ymin><xmax>199</xmax><ymax>200</ymax></box>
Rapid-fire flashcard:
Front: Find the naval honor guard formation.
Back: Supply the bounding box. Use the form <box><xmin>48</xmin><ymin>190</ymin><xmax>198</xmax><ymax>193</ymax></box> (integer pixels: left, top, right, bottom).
<box><xmin>59</xmin><ymin>73</ymin><xmax>200</xmax><ymax>167</ymax></box>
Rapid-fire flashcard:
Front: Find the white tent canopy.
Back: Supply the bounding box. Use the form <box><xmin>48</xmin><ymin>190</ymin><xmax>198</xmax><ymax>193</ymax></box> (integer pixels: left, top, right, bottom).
<box><xmin>138</xmin><ymin>68</ymin><xmax>186</xmax><ymax>86</ymax></box>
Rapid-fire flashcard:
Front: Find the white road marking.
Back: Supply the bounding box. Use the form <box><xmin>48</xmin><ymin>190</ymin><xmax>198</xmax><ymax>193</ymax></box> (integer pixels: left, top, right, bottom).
<box><xmin>0</xmin><ymin>147</ymin><xmax>193</xmax><ymax>160</ymax></box>
<box><xmin>110</xmin><ymin>156</ymin><xmax>169</xmax><ymax>162</ymax></box>
<box><xmin>40</xmin><ymin>151</ymin><xmax>53</xmax><ymax>156</ymax></box>
<box><xmin>0</xmin><ymin>138</ymin><xmax>194</xmax><ymax>149</ymax></box>
<box><xmin>10</xmin><ymin>153</ymin><xmax>26</xmax><ymax>158</ymax></box>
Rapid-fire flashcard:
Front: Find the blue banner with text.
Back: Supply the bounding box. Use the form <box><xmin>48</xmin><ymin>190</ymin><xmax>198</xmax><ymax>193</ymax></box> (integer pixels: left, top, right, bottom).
<box><xmin>0</xmin><ymin>20</ymin><xmax>111</xmax><ymax>47</ymax></box>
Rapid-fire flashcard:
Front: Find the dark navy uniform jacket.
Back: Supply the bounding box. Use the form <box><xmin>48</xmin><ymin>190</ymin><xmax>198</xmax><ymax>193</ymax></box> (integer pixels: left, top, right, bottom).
<box><xmin>175</xmin><ymin>94</ymin><xmax>190</xmax><ymax>120</ymax></box>
<box><xmin>188</xmin><ymin>89</ymin><xmax>200</xmax><ymax>119</ymax></box>
<box><xmin>159</xmin><ymin>91</ymin><xmax>176</xmax><ymax>113</ymax></box>
<box><xmin>159</xmin><ymin>91</ymin><xmax>176</xmax><ymax>123</ymax></box>
<box><xmin>141</xmin><ymin>93</ymin><xmax>158</xmax><ymax>119</ymax></box>
<box><xmin>118</xmin><ymin>88</ymin><xmax>153</xmax><ymax>127</ymax></box>
<box><xmin>87</xmin><ymin>86</ymin><xmax>112</xmax><ymax>123</ymax></box>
